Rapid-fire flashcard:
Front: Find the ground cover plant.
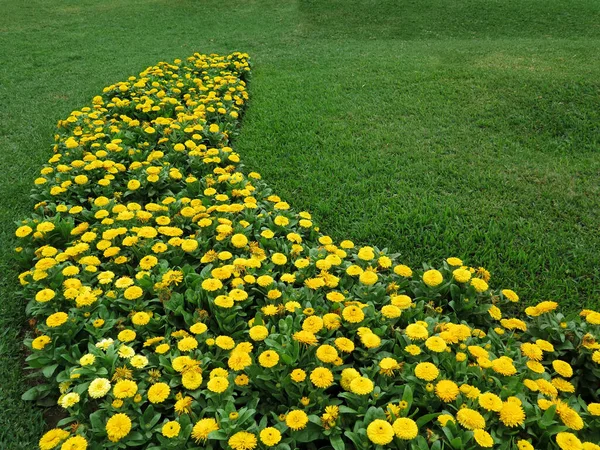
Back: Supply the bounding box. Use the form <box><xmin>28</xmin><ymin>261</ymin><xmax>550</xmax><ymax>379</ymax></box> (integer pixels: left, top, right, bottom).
<box><xmin>13</xmin><ymin>52</ymin><xmax>600</xmax><ymax>449</ymax></box>
<box><xmin>2</xmin><ymin>0</ymin><xmax>600</xmax><ymax>447</ymax></box>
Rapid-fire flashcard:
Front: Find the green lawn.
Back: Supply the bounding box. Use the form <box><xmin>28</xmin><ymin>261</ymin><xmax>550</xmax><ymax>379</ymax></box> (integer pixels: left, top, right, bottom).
<box><xmin>1</xmin><ymin>0</ymin><xmax>599</xmax><ymax>446</ymax></box>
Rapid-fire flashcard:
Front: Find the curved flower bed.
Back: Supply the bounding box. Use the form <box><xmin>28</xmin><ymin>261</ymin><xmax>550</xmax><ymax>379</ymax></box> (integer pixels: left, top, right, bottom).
<box><xmin>14</xmin><ymin>52</ymin><xmax>600</xmax><ymax>450</ymax></box>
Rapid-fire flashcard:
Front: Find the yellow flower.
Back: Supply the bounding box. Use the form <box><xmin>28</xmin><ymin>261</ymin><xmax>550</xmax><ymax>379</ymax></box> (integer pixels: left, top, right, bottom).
<box><xmin>207</xmin><ymin>376</ymin><xmax>229</xmax><ymax>393</ymax></box>
<box><xmin>517</xmin><ymin>440</ymin><xmax>534</xmax><ymax>450</ymax></box>
<box><xmin>478</xmin><ymin>392</ymin><xmax>503</xmax><ymax>412</ymax></box>
<box><xmin>342</xmin><ymin>305</ymin><xmax>364</xmax><ymax>323</ymax></box>
<box><xmin>349</xmin><ymin>377</ymin><xmax>373</xmax><ymax>395</ymax></box>
<box><xmin>106</xmin><ymin>413</ymin><xmax>132</xmax><ymax>442</ymax></box>
<box><xmin>473</xmin><ymin>429</ymin><xmax>494</xmax><ymax>448</ymax></box>
<box><xmin>392</xmin><ymin>417</ymin><xmax>418</xmax><ymax>440</ymax></box>
<box><xmin>435</xmin><ymin>380</ymin><xmax>459</xmax><ymax>402</ymax></box>
<box><xmin>366</xmin><ymin>419</ymin><xmax>394</xmax><ymax>445</ymax></box>
<box><xmin>59</xmin><ymin>435</ymin><xmax>87</xmax><ymax>450</ymax></box>
<box><xmin>285</xmin><ymin>410</ymin><xmax>308</xmax><ymax>430</ymax></box>
<box><xmin>406</xmin><ymin>323</ymin><xmax>429</xmax><ymax>340</ymax></box>
<box><xmin>553</xmin><ymin>360</ymin><xmax>574</xmax><ymax>378</ymax></box>
<box><xmin>470</xmin><ymin>277</ymin><xmax>488</xmax><ymax>292</ymax></box>
<box><xmin>192</xmin><ymin>418</ymin><xmax>219</xmax><ymax>442</ymax></box>
<box><xmin>414</xmin><ymin>362</ymin><xmax>439</xmax><ymax>381</ymax></box>
<box><xmin>258</xmin><ymin>350</ymin><xmax>279</xmax><ymax>368</ymax></box>
<box><xmin>499</xmin><ymin>401</ymin><xmax>526</xmax><ymax>427</ymax></box>
<box><xmin>39</xmin><ymin>428</ymin><xmax>70</xmax><ymax>450</ymax></box>
<box><xmin>162</xmin><ymin>421</ymin><xmax>181</xmax><ymax>438</ymax></box>
<box><xmin>228</xmin><ymin>431</ymin><xmax>257</xmax><ymax>450</ymax></box>
<box><xmin>290</xmin><ymin>368</ymin><xmax>307</xmax><ymax>382</ymax></box>
<box><xmin>259</xmin><ymin>427</ymin><xmax>282</xmax><ymax>447</ymax></box>
<box><xmin>555</xmin><ymin>432</ymin><xmax>582</xmax><ymax>450</ymax></box>
<box><xmin>423</xmin><ymin>269</ymin><xmax>443</xmax><ymax>287</ymax></box>
<box><xmin>316</xmin><ymin>345</ymin><xmax>338</xmax><ymax>363</ymax></box>
<box><xmin>425</xmin><ymin>336</ymin><xmax>447</xmax><ymax>352</ymax></box>
<box><xmin>201</xmin><ymin>278</ymin><xmax>223</xmax><ymax>291</ymax></box>
<box><xmin>310</xmin><ymin>367</ymin><xmax>334</xmax><ymax>388</ymax></box>
<box><xmin>46</xmin><ymin>312</ymin><xmax>68</xmax><ymax>327</ymax></box>
<box><xmin>453</xmin><ymin>268</ymin><xmax>471</xmax><ymax>283</ymax></box>
<box><xmin>148</xmin><ymin>382</ymin><xmax>170</xmax><ymax>403</ymax></box>
<box><xmin>456</xmin><ymin>408</ymin><xmax>485</xmax><ymax>430</ymax></box>
<box><xmin>123</xmin><ymin>286</ymin><xmax>143</xmax><ymax>300</ymax></box>
<box><xmin>32</xmin><ymin>335</ymin><xmax>51</xmax><ymax>350</ymax></box>
<box><xmin>394</xmin><ymin>264</ymin><xmax>412</xmax><ymax>277</ymax></box>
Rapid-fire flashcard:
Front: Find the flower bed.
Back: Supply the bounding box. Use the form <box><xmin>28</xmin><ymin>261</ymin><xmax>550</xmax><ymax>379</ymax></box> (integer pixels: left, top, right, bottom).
<box><xmin>15</xmin><ymin>52</ymin><xmax>600</xmax><ymax>450</ymax></box>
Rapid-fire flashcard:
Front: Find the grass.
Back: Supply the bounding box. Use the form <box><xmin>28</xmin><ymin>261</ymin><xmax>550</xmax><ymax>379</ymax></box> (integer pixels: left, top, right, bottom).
<box><xmin>1</xmin><ymin>0</ymin><xmax>599</xmax><ymax>446</ymax></box>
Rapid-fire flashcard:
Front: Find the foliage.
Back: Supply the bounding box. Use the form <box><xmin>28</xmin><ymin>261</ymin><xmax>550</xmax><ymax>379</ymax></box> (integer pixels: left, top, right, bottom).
<box><xmin>14</xmin><ymin>53</ymin><xmax>600</xmax><ymax>450</ymax></box>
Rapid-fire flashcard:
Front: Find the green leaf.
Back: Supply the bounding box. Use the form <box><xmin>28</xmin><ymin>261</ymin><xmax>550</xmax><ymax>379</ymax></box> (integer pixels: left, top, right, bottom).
<box><xmin>330</xmin><ymin>434</ymin><xmax>345</xmax><ymax>450</ymax></box>
<box><xmin>539</xmin><ymin>405</ymin><xmax>557</xmax><ymax>429</ymax></box>
<box><xmin>402</xmin><ymin>384</ymin><xmax>413</xmax><ymax>410</ymax></box>
<box><xmin>21</xmin><ymin>386</ymin><xmax>41</xmax><ymax>401</ymax></box>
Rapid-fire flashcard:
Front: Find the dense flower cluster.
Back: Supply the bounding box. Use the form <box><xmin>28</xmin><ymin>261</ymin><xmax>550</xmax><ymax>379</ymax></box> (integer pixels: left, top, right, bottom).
<box><xmin>15</xmin><ymin>52</ymin><xmax>600</xmax><ymax>449</ymax></box>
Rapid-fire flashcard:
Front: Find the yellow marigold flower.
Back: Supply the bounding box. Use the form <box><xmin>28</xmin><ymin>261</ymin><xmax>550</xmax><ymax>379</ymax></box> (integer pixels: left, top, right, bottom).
<box><xmin>342</xmin><ymin>305</ymin><xmax>364</xmax><ymax>323</ymax></box>
<box><xmin>406</xmin><ymin>323</ymin><xmax>429</xmax><ymax>340</ymax></box>
<box><xmin>425</xmin><ymin>336</ymin><xmax>447</xmax><ymax>353</ymax></box>
<box><xmin>405</xmin><ymin>344</ymin><xmax>422</xmax><ymax>356</ymax></box>
<box><xmin>437</xmin><ymin>414</ymin><xmax>455</xmax><ymax>427</ymax></box>
<box><xmin>258</xmin><ymin>350</ymin><xmax>279</xmax><ymax>368</ymax></box>
<box><xmin>192</xmin><ymin>418</ymin><xmax>219</xmax><ymax>442</ymax></box>
<box><xmin>453</xmin><ymin>268</ymin><xmax>471</xmax><ymax>283</ymax></box>
<box><xmin>473</xmin><ymin>429</ymin><xmax>494</xmax><ymax>448</ymax></box>
<box><xmin>379</xmin><ymin>357</ymin><xmax>401</xmax><ymax>376</ymax></box>
<box><xmin>435</xmin><ymin>380</ymin><xmax>459</xmax><ymax>402</ymax></box>
<box><xmin>521</xmin><ymin>342</ymin><xmax>543</xmax><ymax>361</ymax></box>
<box><xmin>215</xmin><ymin>336</ymin><xmax>235</xmax><ymax>350</ymax></box>
<box><xmin>201</xmin><ymin>278</ymin><xmax>223</xmax><ymax>291</ymax></box>
<box><xmin>588</xmin><ymin>403</ymin><xmax>600</xmax><ymax>416</ymax></box>
<box><xmin>488</xmin><ymin>305</ymin><xmax>502</xmax><ymax>320</ymax></box>
<box><xmin>228</xmin><ymin>431</ymin><xmax>257</xmax><ymax>450</ymax></box>
<box><xmin>392</xmin><ymin>417</ymin><xmax>418</xmax><ymax>440</ymax></box>
<box><xmin>553</xmin><ymin>360</ymin><xmax>574</xmax><ymax>378</ymax></box>
<box><xmin>499</xmin><ymin>401</ymin><xmax>526</xmax><ymax>427</ymax></box>
<box><xmin>39</xmin><ymin>428</ymin><xmax>70</xmax><ymax>450</ymax></box>
<box><xmin>359</xmin><ymin>269</ymin><xmax>378</xmax><ymax>285</ymax></box>
<box><xmin>106</xmin><ymin>413</ymin><xmax>132</xmax><ymax>442</ymax></box>
<box><xmin>502</xmin><ymin>289</ymin><xmax>519</xmax><ymax>302</ymax></box>
<box><xmin>178</xmin><ymin>336</ymin><xmax>198</xmax><ymax>352</ymax></box>
<box><xmin>517</xmin><ymin>440</ymin><xmax>534</xmax><ymax>450</ymax></box>
<box><xmin>35</xmin><ymin>288</ymin><xmax>55</xmax><ymax>303</ymax></box>
<box><xmin>32</xmin><ymin>335</ymin><xmax>51</xmax><ymax>350</ymax></box>
<box><xmin>555</xmin><ymin>432</ymin><xmax>582</xmax><ymax>450</ymax></box>
<box><xmin>366</xmin><ymin>419</ymin><xmax>394</xmax><ymax>445</ymax></box>
<box><xmin>290</xmin><ymin>368</ymin><xmax>307</xmax><ymax>382</ymax></box>
<box><xmin>394</xmin><ymin>264</ymin><xmax>412</xmax><ymax>277</ymax></box>
<box><xmin>350</xmin><ymin>376</ymin><xmax>374</xmax><ymax>395</ymax></box>
<box><xmin>456</xmin><ymin>408</ymin><xmax>485</xmax><ymax>430</ymax></box>
<box><xmin>148</xmin><ymin>382</ymin><xmax>170</xmax><ymax>403</ymax></box>
<box><xmin>381</xmin><ymin>304</ymin><xmax>402</xmax><ymax>319</ymax></box>
<box><xmin>414</xmin><ymin>362</ymin><xmax>439</xmax><ymax>381</ymax></box>
<box><xmin>162</xmin><ymin>421</ymin><xmax>181</xmax><ymax>438</ymax></box>
<box><xmin>259</xmin><ymin>427</ymin><xmax>281</xmax><ymax>447</ymax></box>
<box><xmin>88</xmin><ymin>378</ymin><xmax>111</xmax><ymax>398</ymax></box>
<box><xmin>123</xmin><ymin>285</ymin><xmax>143</xmax><ymax>300</ymax></box>
<box><xmin>491</xmin><ymin>356</ymin><xmax>517</xmax><ymax>376</ymax></box>
<box><xmin>285</xmin><ymin>410</ymin><xmax>308</xmax><ymax>431</ymax></box>
<box><xmin>15</xmin><ymin>225</ymin><xmax>33</xmax><ymax>238</ymax></box>
<box><xmin>470</xmin><ymin>277</ymin><xmax>488</xmax><ymax>292</ymax></box>
<box><xmin>316</xmin><ymin>345</ymin><xmax>338</xmax><ymax>363</ymax></box>
<box><xmin>423</xmin><ymin>269</ymin><xmax>443</xmax><ymax>287</ymax></box>
<box><xmin>207</xmin><ymin>376</ymin><xmax>229</xmax><ymax>393</ymax></box>
<box><xmin>46</xmin><ymin>312</ymin><xmax>69</xmax><ymax>328</ymax></box>
<box><xmin>228</xmin><ymin>351</ymin><xmax>252</xmax><ymax>371</ymax></box>
<box><xmin>113</xmin><ymin>379</ymin><xmax>137</xmax><ymax>398</ymax></box>
<box><xmin>310</xmin><ymin>367</ymin><xmax>334</xmax><ymax>388</ymax></box>
<box><xmin>478</xmin><ymin>392</ymin><xmax>503</xmax><ymax>412</ymax></box>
